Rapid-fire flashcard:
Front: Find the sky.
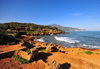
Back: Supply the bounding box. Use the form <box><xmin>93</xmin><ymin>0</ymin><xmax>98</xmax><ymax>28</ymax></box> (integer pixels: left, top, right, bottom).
<box><xmin>0</xmin><ymin>0</ymin><xmax>100</xmax><ymax>30</ymax></box>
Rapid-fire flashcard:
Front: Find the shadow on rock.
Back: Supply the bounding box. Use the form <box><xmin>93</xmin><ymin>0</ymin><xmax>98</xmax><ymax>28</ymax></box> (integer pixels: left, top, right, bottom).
<box><xmin>60</xmin><ymin>63</ymin><xmax>71</xmax><ymax>69</ymax></box>
<box><xmin>37</xmin><ymin>47</ymin><xmax>46</xmax><ymax>50</ymax></box>
<box><xmin>34</xmin><ymin>52</ymin><xmax>52</xmax><ymax>63</ymax></box>
<box><xmin>22</xmin><ymin>41</ymin><xmax>35</xmax><ymax>49</ymax></box>
<box><xmin>0</xmin><ymin>51</ymin><xmax>15</xmax><ymax>59</ymax></box>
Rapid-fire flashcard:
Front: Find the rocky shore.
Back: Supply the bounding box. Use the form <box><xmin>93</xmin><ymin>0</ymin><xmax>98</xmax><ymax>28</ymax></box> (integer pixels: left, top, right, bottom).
<box><xmin>28</xmin><ymin>30</ymin><xmax>67</xmax><ymax>36</ymax></box>
<box><xmin>0</xmin><ymin>38</ymin><xmax>100</xmax><ymax>69</ymax></box>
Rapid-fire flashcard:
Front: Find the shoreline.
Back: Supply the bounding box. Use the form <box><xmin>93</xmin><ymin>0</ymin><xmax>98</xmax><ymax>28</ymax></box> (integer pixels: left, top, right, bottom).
<box><xmin>1</xmin><ymin>32</ymin><xmax>100</xmax><ymax>69</ymax></box>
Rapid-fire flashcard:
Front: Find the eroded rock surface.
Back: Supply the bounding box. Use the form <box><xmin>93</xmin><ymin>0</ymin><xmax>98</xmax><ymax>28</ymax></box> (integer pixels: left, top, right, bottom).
<box><xmin>1</xmin><ymin>41</ymin><xmax>100</xmax><ymax>69</ymax></box>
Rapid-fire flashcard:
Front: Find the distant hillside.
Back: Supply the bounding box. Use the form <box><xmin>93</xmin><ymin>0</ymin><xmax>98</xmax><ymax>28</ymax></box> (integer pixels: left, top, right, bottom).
<box><xmin>0</xmin><ymin>22</ymin><xmax>66</xmax><ymax>45</ymax></box>
<box><xmin>0</xmin><ymin>22</ymin><xmax>65</xmax><ymax>35</ymax></box>
<box><xmin>50</xmin><ymin>24</ymin><xmax>85</xmax><ymax>31</ymax></box>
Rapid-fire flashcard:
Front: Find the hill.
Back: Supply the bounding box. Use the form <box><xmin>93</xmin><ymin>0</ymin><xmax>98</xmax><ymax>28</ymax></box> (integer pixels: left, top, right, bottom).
<box><xmin>0</xmin><ymin>22</ymin><xmax>65</xmax><ymax>35</ymax></box>
<box><xmin>50</xmin><ymin>24</ymin><xmax>85</xmax><ymax>31</ymax></box>
<box><xmin>0</xmin><ymin>22</ymin><xmax>65</xmax><ymax>45</ymax></box>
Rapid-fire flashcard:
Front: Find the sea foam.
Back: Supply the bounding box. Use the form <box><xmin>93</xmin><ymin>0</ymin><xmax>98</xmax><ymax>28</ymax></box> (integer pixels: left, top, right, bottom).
<box><xmin>34</xmin><ymin>38</ymin><xmax>44</xmax><ymax>42</ymax></box>
<box><xmin>54</xmin><ymin>36</ymin><xmax>80</xmax><ymax>43</ymax></box>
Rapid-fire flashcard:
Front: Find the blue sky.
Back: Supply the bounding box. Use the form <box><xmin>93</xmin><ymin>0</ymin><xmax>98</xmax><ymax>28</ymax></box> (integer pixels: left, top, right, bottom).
<box><xmin>0</xmin><ymin>0</ymin><xmax>100</xmax><ymax>30</ymax></box>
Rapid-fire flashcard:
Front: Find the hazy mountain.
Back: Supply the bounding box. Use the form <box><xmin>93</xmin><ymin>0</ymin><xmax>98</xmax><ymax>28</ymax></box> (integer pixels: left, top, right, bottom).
<box><xmin>50</xmin><ymin>24</ymin><xmax>85</xmax><ymax>31</ymax></box>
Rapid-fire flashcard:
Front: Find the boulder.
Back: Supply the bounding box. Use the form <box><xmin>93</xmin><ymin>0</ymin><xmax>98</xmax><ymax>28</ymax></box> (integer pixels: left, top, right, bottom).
<box><xmin>41</xmin><ymin>42</ymin><xmax>47</xmax><ymax>47</ymax></box>
<box><xmin>56</xmin><ymin>45</ymin><xmax>65</xmax><ymax>49</ymax></box>
<box><xmin>30</xmin><ymin>47</ymin><xmax>38</xmax><ymax>56</ymax></box>
<box><xmin>33</xmin><ymin>41</ymin><xmax>47</xmax><ymax>47</ymax></box>
<box><xmin>45</xmin><ymin>60</ymin><xmax>61</xmax><ymax>69</ymax></box>
<box><xmin>46</xmin><ymin>46</ymin><xmax>58</xmax><ymax>52</ymax></box>
<box><xmin>14</xmin><ymin>49</ymin><xmax>38</xmax><ymax>61</ymax></box>
<box><xmin>48</xmin><ymin>42</ymin><xmax>57</xmax><ymax>47</ymax></box>
<box><xmin>14</xmin><ymin>50</ymin><xmax>33</xmax><ymax>61</ymax></box>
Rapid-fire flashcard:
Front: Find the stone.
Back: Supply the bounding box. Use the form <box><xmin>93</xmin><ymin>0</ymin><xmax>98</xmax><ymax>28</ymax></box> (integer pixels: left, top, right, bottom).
<box><xmin>33</xmin><ymin>41</ymin><xmax>47</xmax><ymax>48</ymax></box>
<box><xmin>16</xmin><ymin>50</ymin><xmax>33</xmax><ymax>61</ymax></box>
<box><xmin>48</xmin><ymin>42</ymin><xmax>57</xmax><ymax>47</ymax></box>
<box><xmin>46</xmin><ymin>46</ymin><xmax>58</xmax><ymax>52</ymax></box>
<box><xmin>30</xmin><ymin>48</ymin><xmax>38</xmax><ymax>57</ymax></box>
<box><xmin>14</xmin><ymin>49</ymin><xmax>38</xmax><ymax>61</ymax></box>
<box><xmin>45</xmin><ymin>60</ymin><xmax>61</xmax><ymax>69</ymax></box>
<box><xmin>56</xmin><ymin>45</ymin><xmax>65</xmax><ymax>50</ymax></box>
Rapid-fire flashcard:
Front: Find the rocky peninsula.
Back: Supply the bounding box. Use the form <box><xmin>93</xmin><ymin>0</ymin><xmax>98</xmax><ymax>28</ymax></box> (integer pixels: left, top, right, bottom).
<box><xmin>0</xmin><ymin>22</ymin><xmax>100</xmax><ymax>69</ymax></box>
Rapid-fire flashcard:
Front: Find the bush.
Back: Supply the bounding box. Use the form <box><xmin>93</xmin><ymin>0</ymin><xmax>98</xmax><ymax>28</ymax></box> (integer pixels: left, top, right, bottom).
<box><xmin>39</xmin><ymin>49</ymin><xmax>46</xmax><ymax>52</ymax></box>
<box><xmin>0</xmin><ymin>33</ymin><xmax>19</xmax><ymax>45</ymax></box>
<box><xmin>85</xmin><ymin>51</ymin><xmax>93</xmax><ymax>55</ymax></box>
<box><xmin>95</xmin><ymin>53</ymin><xmax>100</xmax><ymax>54</ymax></box>
<box><xmin>12</xmin><ymin>55</ymin><xmax>29</xmax><ymax>64</ymax></box>
<box><xmin>25</xmin><ymin>49</ymin><xmax>31</xmax><ymax>54</ymax></box>
<box><xmin>15</xmin><ymin>32</ymin><xmax>26</xmax><ymax>39</ymax></box>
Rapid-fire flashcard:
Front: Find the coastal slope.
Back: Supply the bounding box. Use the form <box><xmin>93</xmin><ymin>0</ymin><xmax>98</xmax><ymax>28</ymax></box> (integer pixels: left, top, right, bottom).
<box><xmin>0</xmin><ymin>22</ymin><xmax>66</xmax><ymax>45</ymax></box>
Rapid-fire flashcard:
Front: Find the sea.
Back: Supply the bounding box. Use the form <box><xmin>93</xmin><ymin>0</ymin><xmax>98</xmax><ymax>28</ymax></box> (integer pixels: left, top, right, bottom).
<box><xmin>36</xmin><ymin>31</ymin><xmax>100</xmax><ymax>49</ymax></box>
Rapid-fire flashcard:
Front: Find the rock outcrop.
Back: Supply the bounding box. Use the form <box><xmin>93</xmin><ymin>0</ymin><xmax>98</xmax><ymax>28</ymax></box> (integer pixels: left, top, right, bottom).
<box><xmin>14</xmin><ymin>49</ymin><xmax>38</xmax><ymax>61</ymax></box>
<box><xmin>1</xmin><ymin>41</ymin><xmax>100</xmax><ymax>69</ymax></box>
<box><xmin>45</xmin><ymin>60</ymin><xmax>60</xmax><ymax>69</ymax></box>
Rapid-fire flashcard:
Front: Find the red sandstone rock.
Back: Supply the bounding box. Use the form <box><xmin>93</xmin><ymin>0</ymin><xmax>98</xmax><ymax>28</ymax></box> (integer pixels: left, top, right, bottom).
<box><xmin>0</xmin><ymin>58</ymin><xmax>21</xmax><ymax>69</ymax></box>
<box><xmin>45</xmin><ymin>60</ymin><xmax>60</xmax><ymax>69</ymax></box>
<box><xmin>14</xmin><ymin>50</ymin><xmax>33</xmax><ymax>61</ymax></box>
<box><xmin>46</xmin><ymin>46</ymin><xmax>58</xmax><ymax>52</ymax></box>
<box><xmin>56</xmin><ymin>45</ymin><xmax>65</xmax><ymax>49</ymax></box>
<box><xmin>14</xmin><ymin>49</ymin><xmax>38</xmax><ymax>61</ymax></box>
<box><xmin>48</xmin><ymin>42</ymin><xmax>57</xmax><ymax>47</ymax></box>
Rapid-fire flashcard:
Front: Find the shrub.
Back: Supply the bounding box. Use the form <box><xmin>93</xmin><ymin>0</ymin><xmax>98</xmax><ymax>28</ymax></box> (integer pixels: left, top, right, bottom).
<box><xmin>77</xmin><ymin>52</ymin><xmax>84</xmax><ymax>54</ymax></box>
<box><xmin>12</xmin><ymin>55</ymin><xmax>29</xmax><ymax>64</ymax></box>
<box><xmin>38</xmin><ymin>48</ymin><xmax>49</xmax><ymax>52</ymax></box>
<box><xmin>15</xmin><ymin>32</ymin><xmax>26</xmax><ymax>39</ymax></box>
<box><xmin>25</xmin><ymin>49</ymin><xmax>31</xmax><ymax>54</ymax></box>
<box><xmin>85</xmin><ymin>51</ymin><xmax>93</xmax><ymax>55</ymax></box>
<box><xmin>96</xmin><ymin>53</ymin><xmax>100</xmax><ymax>54</ymax></box>
<box><xmin>0</xmin><ymin>33</ymin><xmax>19</xmax><ymax>45</ymax></box>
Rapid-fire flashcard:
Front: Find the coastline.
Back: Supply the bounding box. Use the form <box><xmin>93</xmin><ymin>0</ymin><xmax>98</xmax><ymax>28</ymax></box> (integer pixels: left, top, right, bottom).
<box><xmin>0</xmin><ymin>31</ymin><xmax>100</xmax><ymax>69</ymax></box>
<box><xmin>0</xmin><ymin>37</ymin><xmax>100</xmax><ymax>69</ymax></box>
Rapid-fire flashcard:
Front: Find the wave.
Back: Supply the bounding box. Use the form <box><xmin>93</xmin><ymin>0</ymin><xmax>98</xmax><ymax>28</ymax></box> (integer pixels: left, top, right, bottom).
<box><xmin>34</xmin><ymin>38</ymin><xmax>44</xmax><ymax>42</ymax></box>
<box><xmin>82</xmin><ymin>44</ymin><xmax>100</xmax><ymax>49</ymax></box>
<box><xmin>54</xmin><ymin>36</ymin><xmax>80</xmax><ymax>43</ymax></box>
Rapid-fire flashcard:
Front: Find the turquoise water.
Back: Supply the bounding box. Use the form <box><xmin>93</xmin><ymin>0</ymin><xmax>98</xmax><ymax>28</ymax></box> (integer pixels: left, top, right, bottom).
<box><xmin>40</xmin><ymin>31</ymin><xmax>100</xmax><ymax>49</ymax></box>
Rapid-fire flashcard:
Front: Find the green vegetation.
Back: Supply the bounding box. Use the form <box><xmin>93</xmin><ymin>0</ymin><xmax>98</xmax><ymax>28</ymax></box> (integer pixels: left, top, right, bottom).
<box><xmin>0</xmin><ymin>22</ymin><xmax>63</xmax><ymax>45</ymax></box>
<box><xmin>95</xmin><ymin>53</ymin><xmax>100</xmax><ymax>54</ymax></box>
<box><xmin>38</xmin><ymin>48</ymin><xmax>49</xmax><ymax>53</ymax></box>
<box><xmin>0</xmin><ymin>33</ymin><xmax>20</xmax><ymax>45</ymax></box>
<box><xmin>25</xmin><ymin>49</ymin><xmax>31</xmax><ymax>54</ymax></box>
<box><xmin>85</xmin><ymin>51</ymin><xmax>93</xmax><ymax>55</ymax></box>
<box><xmin>77</xmin><ymin>52</ymin><xmax>84</xmax><ymax>54</ymax></box>
<box><xmin>0</xmin><ymin>22</ymin><xmax>62</xmax><ymax>36</ymax></box>
<box><xmin>12</xmin><ymin>55</ymin><xmax>29</xmax><ymax>64</ymax></box>
<box><xmin>39</xmin><ymin>48</ymin><xmax>47</xmax><ymax>52</ymax></box>
<box><xmin>15</xmin><ymin>32</ymin><xmax>27</xmax><ymax>38</ymax></box>
<box><xmin>77</xmin><ymin>51</ymin><xmax>100</xmax><ymax>55</ymax></box>
<box><xmin>37</xmin><ymin>45</ymin><xmax>41</xmax><ymax>47</ymax></box>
